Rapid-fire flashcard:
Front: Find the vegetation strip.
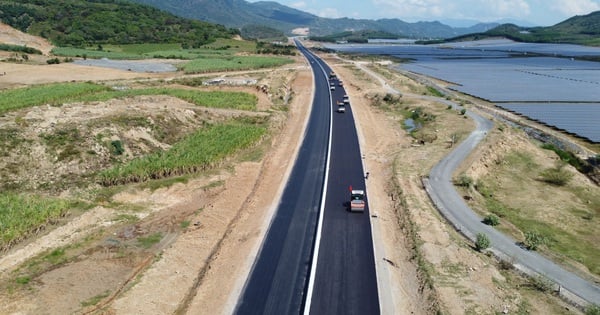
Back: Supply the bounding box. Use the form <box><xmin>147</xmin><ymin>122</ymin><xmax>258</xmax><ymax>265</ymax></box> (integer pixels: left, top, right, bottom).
<box><xmin>181</xmin><ymin>56</ymin><xmax>293</xmax><ymax>73</ymax></box>
<box><xmin>0</xmin><ymin>193</ymin><xmax>71</xmax><ymax>251</ymax></box>
<box><xmin>98</xmin><ymin>121</ymin><xmax>267</xmax><ymax>186</ymax></box>
<box><xmin>0</xmin><ymin>83</ymin><xmax>258</xmax><ymax>114</ymax></box>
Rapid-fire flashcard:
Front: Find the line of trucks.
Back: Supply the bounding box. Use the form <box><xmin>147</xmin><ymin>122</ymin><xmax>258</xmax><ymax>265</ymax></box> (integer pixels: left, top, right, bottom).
<box><xmin>330</xmin><ymin>72</ymin><xmax>366</xmax><ymax>212</ymax></box>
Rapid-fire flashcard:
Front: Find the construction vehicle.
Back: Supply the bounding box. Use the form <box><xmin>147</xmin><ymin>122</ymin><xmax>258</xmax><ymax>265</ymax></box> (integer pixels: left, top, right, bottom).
<box><xmin>349</xmin><ymin>189</ymin><xmax>365</xmax><ymax>212</ymax></box>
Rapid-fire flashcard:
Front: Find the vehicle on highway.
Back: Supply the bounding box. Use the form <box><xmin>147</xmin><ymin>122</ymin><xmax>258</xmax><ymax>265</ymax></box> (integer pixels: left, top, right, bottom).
<box><xmin>349</xmin><ymin>189</ymin><xmax>366</xmax><ymax>212</ymax></box>
<box><xmin>338</xmin><ymin>80</ymin><xmax>343</xmax><ymax>87</ymax></box>
<box><xmin>329</xmin><ymin>71</ymin><xmax>337</xmax><ymax>80</ymax></box>
<box><xmin>330</xmin><ymin>85</ymin><xmax>335</xmax><ymax>91</ymax></box>
<box><xmin>336</xmin><ymin>101</ymin><xmax>346</xmax><ymax>113</ymax></box>
<box><xmin>343</xmin><ymin>94</ymin><xmax>349</xmax><ymax>105</ymax></box>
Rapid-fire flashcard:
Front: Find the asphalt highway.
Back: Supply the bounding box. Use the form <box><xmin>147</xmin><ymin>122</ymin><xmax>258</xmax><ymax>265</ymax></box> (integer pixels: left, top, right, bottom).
<box><xmin>306</xmin><ymin>71</ymin><xmax>380</xmax><ymax>314</ymax></box>
<box><xmin>234</xmin><ymin>41</ymin><xmax>381</xmax><ymax>314</ymax></box>
<box><xmin>234</xmin><ymin>42</ymin><xmax>331</xmax><ymax>314</ymax></box>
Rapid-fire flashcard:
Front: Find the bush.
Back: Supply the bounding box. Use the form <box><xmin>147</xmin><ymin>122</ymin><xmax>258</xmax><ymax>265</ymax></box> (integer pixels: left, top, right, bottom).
<box><xmin>475</xmin><ymin>233</ymin><xmax>490</xmax><ymax>251</ymax></box>
<box><xmin>460</xmin><ymin>108</ymin><xmax>467</xmax><ymax>115</ymax></box>
<box><xmin>529</xmin><ymin>274</ymin><xmax>553</xmax><ymax>292</ymax></box>
<box><xmin>46</xmin><ymin>58</ymin><xmax>60</xmax><ymax>64</ymax></box>
<box><xmin>110</xmin><ymin>140</ymin><xmax>125</xmax><ymax>156</ymax></box>
<box><xmin>483</xmin><ymin>214</ymin><xmax>500</xmax><ymax>226</ymax></box>
<box><xmin>455</xmin><ymin>174</ymin><xmax>473</xmax><ymax>187</ymax></box>
<box><xmin>586</xmin><ymin>304</ymin><xmax>600</xmax><ymax>315</ymax></box>
<box><xmin>524</xmin><ymin>231</ymin><xmax>546</xmax><ymax>250</ymax></box>
<box><xmin>539</xmin><ymin>164</ymin><xmax>573</xmax><ymax>186</ymax></box>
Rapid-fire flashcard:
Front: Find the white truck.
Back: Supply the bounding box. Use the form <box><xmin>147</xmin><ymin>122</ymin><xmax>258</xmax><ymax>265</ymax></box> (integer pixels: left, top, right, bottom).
<box><xmin>336</xmin><ymin>101</ymin><xmax>345</xmax><ymax>113</ymax></box>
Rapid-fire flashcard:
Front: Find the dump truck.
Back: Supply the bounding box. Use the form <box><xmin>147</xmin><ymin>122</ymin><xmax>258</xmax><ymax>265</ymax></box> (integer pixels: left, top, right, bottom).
<box><xmin>350</xmin><ymin>189</ymin><xmax>365</xmax><ymax>212</ymax></box>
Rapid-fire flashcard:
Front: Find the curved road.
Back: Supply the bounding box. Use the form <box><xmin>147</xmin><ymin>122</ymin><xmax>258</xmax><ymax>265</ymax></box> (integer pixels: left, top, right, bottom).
<box><xmin>424</xmin><ymin>110</ymin><xmax>600</xmax><ymax>305</ymax></box>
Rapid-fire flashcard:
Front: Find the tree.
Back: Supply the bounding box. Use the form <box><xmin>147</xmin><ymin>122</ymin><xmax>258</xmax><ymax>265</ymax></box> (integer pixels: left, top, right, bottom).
<box><xmin>475</xmin><ymin>233</ymin><xmax>490</xmax><ymax>251</ymax></box>
<box><xmin>483</xmin><ymin>214</ymin><xmax>500</xmax><ymax>226</ymax></box>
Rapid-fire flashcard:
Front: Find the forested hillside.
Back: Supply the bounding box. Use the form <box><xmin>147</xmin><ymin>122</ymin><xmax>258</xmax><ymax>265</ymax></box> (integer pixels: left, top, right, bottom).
<box><xmin>0</xmin><ymin>0</ymin><xmax>238</xmax><ymax>47</ymax></box>
<box><xmin>443</xmin><ymin>11</ymin><xmax>600</xmax><ymax>46</ymax></box>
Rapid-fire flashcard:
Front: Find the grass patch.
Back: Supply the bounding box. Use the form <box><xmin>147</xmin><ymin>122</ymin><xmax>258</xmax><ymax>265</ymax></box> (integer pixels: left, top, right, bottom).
<box><xmin>98</xmin><ymin>119</ymin><xmax>267</xmax><ymax>186</ymax></box>
<box><xmin>0</xmin><ymin>193</ymin><xmax>72</xmax><ymax>251</ymax></box>
<box><xmin>15</xmin><ymin>276</ymin><xmax>31</xmax><ymax>285</ymax></box>
<box><xmin>137</xmin><ymin>232</ymin><xmax>163</xmax><ymax>249</ymax></box>
<box><xmin>181</xmin><ymin>56</ymin><xmax>293</xmax><ymax>73</ymax></box>
<box><xmin>45</xmin><ymin>248</ymin><xmax>67</xmax><ymax>265</ymax></box>
<box><xmin>426</xmin><ymin>86</ymin><xmax>445</xmax><ymax>97</ymax></box>
<box><xmin>0</xmin><ymin>83</ymin><xmax>258</xmax><ymax>115</ymax></box>
<box><xmin>477</xmin><ymin>185</ymin><xmax>600</xmax><ymax>275</ymax></box>
<box><xmin>80</xmin><ymin>290</ymin><xmax>111</xmax><ymax>307</ymax></box>
<box><xmin>0</xmin><ymin>82</ymin><xmax>110</xmax><ymax>114</ymax></box>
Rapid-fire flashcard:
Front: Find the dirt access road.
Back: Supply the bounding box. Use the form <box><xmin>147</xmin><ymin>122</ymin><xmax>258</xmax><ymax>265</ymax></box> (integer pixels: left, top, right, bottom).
<box><xmin>1</xmin><ymin>23</ymin><xmax>585</xmax><ymax>314</ymax></box>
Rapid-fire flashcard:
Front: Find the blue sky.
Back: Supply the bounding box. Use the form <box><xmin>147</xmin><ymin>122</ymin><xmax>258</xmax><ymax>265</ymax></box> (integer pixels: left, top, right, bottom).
<box><xmin>247</xmin><ymin>0</ymin><xmax>600</xmax><ymax>26</ymax></box>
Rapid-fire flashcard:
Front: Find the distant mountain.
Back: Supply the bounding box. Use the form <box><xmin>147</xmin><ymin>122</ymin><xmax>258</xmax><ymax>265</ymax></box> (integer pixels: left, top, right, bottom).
<box><xmin>442</xmin><ymin>11</ymin><xmax>600</xmax><ymax>46</ymax></box>
<box><xmin>129</xmin><ymin>0</ymin><xmax>499</xmax><ymax>38</ymax></box>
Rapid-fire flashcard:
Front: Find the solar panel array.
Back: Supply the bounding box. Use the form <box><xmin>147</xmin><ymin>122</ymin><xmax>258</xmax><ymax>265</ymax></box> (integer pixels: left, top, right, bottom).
<box><xmin>330</xmin><ymin>39</ymin><xmax>600</xmax><ymax>142</ymax></box>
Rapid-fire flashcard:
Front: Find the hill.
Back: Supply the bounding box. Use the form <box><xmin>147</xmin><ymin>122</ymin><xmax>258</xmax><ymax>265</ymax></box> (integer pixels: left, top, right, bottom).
<box><xmin>443</xmin><ymin>11</ymin><xmax>600</xmax><ymax>46</ymax></box>
<box><xmin>129</xmin><ymin>0</ymin><xmax>498</xmax><ymax>38</ymax></box>
<box><xmin>0</xmin><ymin>0</ymin><xmax>238</xmax><ymax>47</ymax></box>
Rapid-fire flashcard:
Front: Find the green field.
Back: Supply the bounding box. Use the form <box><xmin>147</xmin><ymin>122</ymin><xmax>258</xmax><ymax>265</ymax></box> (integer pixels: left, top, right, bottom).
<box><xmin>0</xmin><ymin>193</ymin><xmax>72</xmax><ymax>251</ymax></box>
<box><xmin>0</xmin><ymin>83</ymin><xmax>258</xmax><ymax>114</ymax></box>
<box><xmin>0</xmin><ymin>83</ymin><xmax>110</xmax><ymax>114</ymax></box>
<box><xmin>98</xmin><ymin>120</ymin><xmax>267</xmax><ymax>186</ymax></box>
<box><xmin>181</xmin><ymin>56</ymin><xmax>293</xmax><ymax>73</ymax></box>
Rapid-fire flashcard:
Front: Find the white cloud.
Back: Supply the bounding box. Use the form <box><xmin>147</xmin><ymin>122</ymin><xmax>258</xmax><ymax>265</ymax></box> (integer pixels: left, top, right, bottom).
<box><xmin>549</xmin><ymin>0</ymin><xmax>600</xmax><ymax>16</ymax></box>
<box><xmin>290</xmin><ymin>1</ymin><xmax>307</xmax><ymax>9</ymax></box>
<box><xmin>371</xmin><ymin>0</ymin><xmax>535</xmax><ymax>21</ymax></box>
<box><xmin>372</xmin><ymin>0</ymin><xmax>446</xmax><ymax>19</ymax></box>
<box><xmin>484</xmin><ymin>0</ymin><xmax>530</xmax><ymax>16</ymax></box>
<box><xmin>317</xmin><ymin>8</ymin><xmax>342</xmax><ymax>18</ymax></box>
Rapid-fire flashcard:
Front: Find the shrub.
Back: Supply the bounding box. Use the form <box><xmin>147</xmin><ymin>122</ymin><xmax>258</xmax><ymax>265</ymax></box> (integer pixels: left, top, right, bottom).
<box><xmin>483</xmin><ymin>214</ymin><xmax>500</xmax><ymax>226</ymax></box>
<box><xmin>524</xmin><ymin>231</ymin><xmax>546</xmax><ymax>250</ymax></box>
<box><xmin>455</xmin><ymin>174</ymin><xmax>473</xmax><ymax>187</ymax></box>
<box><xmin>460</xmin><ymin>108</ymin><xmax>467</xmax><ymax>115</ymax></box>
<box><xmin>529</xmin><ymin>274</ymin><xmax>553</xmax><ymax>292</ymax></box>
<box><xmin>110</xmin><ymin>140</ymin><xmax>125</xmax><ymax>156</ymax></box>
<box><xmin>475</xmin><ymin>233</ymin><xmax>490</xmax><ymax>251</ymax></box>
<box><xmin>539</xmin><ymin>164</ymin><xmax>573</xmax><ymax>186</ymax></box>
<box><xmin>586</xmin><ymin>304</ymin><xmax>600</xmax><ymax>315</ymax></box>
<box><xmin>474</xmin><ymin>181</ymin><xmax>493</xmax><ymax>198</ymax></box>
<box><xmin>46</xmin><ymin>58</ymin><xmax>61</xmax><ymax>64</ymax></box>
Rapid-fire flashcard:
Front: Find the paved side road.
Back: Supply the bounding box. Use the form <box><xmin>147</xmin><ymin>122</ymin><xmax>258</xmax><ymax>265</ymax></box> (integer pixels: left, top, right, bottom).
<box><xmin>424</xmin><ymin>109</ymin><xmax>600</xmax><ymax>307</ymax></box>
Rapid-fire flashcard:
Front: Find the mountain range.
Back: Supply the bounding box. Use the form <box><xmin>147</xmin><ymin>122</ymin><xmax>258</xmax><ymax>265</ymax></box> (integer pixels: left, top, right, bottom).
<box><xmin>128</xmin><ymin>0</ymin><xmax>499</xmax><ymax>38</ymax></box>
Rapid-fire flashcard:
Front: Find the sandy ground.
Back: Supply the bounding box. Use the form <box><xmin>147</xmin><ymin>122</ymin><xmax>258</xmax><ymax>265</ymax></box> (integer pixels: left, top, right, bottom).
<box><xmin>1</xmin><ymin>22</ymin><xmax>590</xmax><ymax>315</ymax></box>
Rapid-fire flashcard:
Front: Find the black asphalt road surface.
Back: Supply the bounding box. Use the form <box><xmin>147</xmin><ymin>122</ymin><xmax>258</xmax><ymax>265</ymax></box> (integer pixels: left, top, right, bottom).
<box><xmin>234</xmin><ymin>41</ymin><xmax>381</xmax><ymax>315</ymax></box>
<box><xmin>234</xmin><ymin>42</ymin><xmax>331</xmax><ymax>315</ymax></box>
<box><xmin>307</xmin><ymin>63</ymin><xmax>380</xmax><ymax>314</ymax></box>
